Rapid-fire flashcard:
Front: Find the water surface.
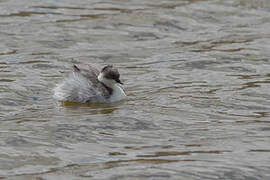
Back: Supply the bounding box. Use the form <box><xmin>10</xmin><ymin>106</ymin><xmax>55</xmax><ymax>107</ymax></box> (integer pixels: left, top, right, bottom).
<box><xmin>1</xmin><ymin>0</ymin><xmax>270</xmax><ymax>179</ymax></box>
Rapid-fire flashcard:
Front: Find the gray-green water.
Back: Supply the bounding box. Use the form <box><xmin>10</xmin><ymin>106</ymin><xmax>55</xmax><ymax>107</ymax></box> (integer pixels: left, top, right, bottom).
<box><xmin>1</xmin><ymin>0</ymin><xmax>270</xmax><ymax>179</ymax></box>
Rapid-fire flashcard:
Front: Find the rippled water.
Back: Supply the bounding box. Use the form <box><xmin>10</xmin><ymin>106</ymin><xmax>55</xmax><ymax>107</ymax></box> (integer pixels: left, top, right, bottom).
<box><xmin>1</xmin><ymin>0</ymin><xmax>270</xmax><ymax>179</ymax></box>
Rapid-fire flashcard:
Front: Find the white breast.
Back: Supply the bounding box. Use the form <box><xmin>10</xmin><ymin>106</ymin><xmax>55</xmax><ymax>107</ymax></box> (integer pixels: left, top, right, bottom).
<box><xmin>109</xmin><ymin>84</ymin><xmax>127</xmax><ymax>102</ymax></box>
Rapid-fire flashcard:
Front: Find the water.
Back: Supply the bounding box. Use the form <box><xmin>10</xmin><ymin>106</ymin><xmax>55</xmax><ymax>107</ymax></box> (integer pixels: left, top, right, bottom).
<box><xmin>0</xmin><ymin>0</ymin><xmax>270</xmax><ymax>179</ymax></box>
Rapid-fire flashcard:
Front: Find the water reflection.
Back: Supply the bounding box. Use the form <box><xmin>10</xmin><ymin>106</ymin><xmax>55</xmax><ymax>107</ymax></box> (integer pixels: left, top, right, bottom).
<box><xmin>60</xmin><ymin>101</ymin><xmax>120</xmax><ymax>114</ymax></box>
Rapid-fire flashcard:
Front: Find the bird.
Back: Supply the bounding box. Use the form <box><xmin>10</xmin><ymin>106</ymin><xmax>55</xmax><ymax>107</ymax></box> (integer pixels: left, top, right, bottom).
<box><xmin>53</xmin><ymin>64</ymin><xmax>126</xmax><ymax>103</ymax></box>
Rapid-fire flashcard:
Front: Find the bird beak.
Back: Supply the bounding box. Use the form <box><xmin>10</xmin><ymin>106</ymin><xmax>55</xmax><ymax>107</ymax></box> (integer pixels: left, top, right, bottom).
<box><xmin>116</xmin><ymin>79</ymin><xmax>123</xmax><ymax>85</ymax></box>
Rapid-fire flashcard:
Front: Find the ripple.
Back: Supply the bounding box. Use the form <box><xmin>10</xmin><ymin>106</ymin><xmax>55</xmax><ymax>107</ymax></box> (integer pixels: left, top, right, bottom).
<box><xmin>0</xmin><ymin>154</ymin><xmax>60</xmax><ymax>170</ymax></box>
<box><xmin>0</xmin><ymin>11</ymin><xmax>62</xmax><ymax>17</ymax></box>
<box><xmin>249</xmin><ymin>149</ymin><xmax>270</xmax><ymax>152</ymax></box>
<box><xmin>0</xmin><ymin>50</ymin><xmax>17</xmax><ymax>56</ymax></box>
<box><xmin>1</xmin><ymin>0</ymin><xmax>270</xmax><ymax>179</ymax></box>
<box><xmin>137</xmin><ymin>150</ymin><xmax>231</xmax><ymax>158</ymax></box>
<box><xmin>0</xmin><ymin>79</ymin><xmax>14</xmax><ymax>82</ymax></box>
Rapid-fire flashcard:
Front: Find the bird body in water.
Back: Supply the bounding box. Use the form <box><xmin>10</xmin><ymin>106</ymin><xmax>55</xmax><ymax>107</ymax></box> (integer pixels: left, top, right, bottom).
<box><xmin>53</xmin><ymin>64</ymin><xmax>126</xmax><ymax>103</ymax></box>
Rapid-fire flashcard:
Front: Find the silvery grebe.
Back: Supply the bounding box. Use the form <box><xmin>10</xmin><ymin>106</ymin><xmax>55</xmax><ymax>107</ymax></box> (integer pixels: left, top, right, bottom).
<box><xmin>53</xmin><ymin>64</ymin><xmax>126</xmax><ymax>103</ymax></box>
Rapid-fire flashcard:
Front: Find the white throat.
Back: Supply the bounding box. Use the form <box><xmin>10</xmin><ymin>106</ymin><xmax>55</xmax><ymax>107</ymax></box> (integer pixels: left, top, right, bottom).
<box><xmin>98</xmin><ymin>73</ymin><xmax>126</xmax><ymax>102</ymax></box>
<box><xmin>98</xmin><ymin>73</ymin><xmax>114</xmax><ymax>88</ymax></box>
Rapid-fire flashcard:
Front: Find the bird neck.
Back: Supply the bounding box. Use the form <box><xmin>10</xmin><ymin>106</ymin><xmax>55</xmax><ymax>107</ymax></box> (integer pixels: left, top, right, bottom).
<box><xmin>109</xmin><ymin>84</ymin><xmax>126</xmax><ymax>102</ymax></box>
<box><xmin>98</xmin><ymin>73</ymin><xmax>114</xmax><ymax>88</ymax></box>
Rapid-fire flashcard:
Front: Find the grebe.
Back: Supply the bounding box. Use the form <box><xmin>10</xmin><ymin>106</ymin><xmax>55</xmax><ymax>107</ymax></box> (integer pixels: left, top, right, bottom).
<box><xmin>53</xmin><ymin>64</ymin><xmax>126</xmax><ymax>103</ymax></box>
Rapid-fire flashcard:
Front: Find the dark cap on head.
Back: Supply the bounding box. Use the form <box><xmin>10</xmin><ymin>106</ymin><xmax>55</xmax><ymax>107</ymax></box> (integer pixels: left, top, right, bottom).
<box><xmin>101</xmin><ymin>65</ymin><xmax>123</xmax><ymax>84</ymax></box>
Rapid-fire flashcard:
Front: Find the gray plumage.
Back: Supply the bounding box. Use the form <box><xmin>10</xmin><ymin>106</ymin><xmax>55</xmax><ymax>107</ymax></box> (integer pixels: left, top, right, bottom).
<box><xmin>53</xmin><ymin>64</ymin><xmax>111</xmax><ymax>103</ymax></box>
